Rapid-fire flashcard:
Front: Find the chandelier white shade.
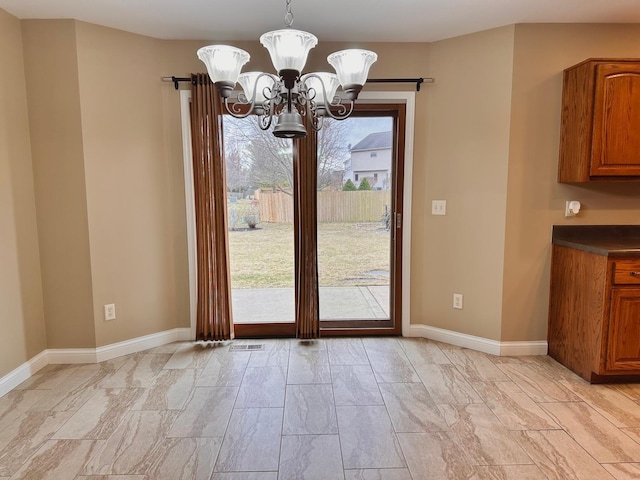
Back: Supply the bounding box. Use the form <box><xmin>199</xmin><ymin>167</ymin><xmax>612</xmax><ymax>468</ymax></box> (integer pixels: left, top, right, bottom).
<box><xmin>259</xmin><ymin>29</ymin><xmax>318</xmax><ymax>73</ymax></box>
<box><xmin>196</xmin><ymin>0</ymin><xmax>377</xmax><ymax>138</ymax></box>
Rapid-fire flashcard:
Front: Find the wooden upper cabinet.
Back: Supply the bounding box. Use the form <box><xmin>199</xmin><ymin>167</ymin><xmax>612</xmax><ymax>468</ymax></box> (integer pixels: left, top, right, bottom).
<box><xmin>558</xmin><ymin>59</ymin><xmax>640</xmax><ymax>182</ymax></box>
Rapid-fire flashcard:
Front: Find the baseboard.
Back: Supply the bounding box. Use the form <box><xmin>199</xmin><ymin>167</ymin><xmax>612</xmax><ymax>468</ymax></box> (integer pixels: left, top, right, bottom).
<box><xmin>95</xmin><ymin>328</ymin><xmax>192</xmax><ymax>363</ymax></box>
<box><xmin>0</xmin><ymin>350</ymin><xmax>48</xmax><ymax>398</ymax></box>
<box><xmin>408</xmin><ymin>324</ymin><xmax>547</xmax><ymax>356</ymax></box>
<box><xmin>0</xmin><ymin>327</ymin><xmax>192</xmax><ymax>398</ymax></box>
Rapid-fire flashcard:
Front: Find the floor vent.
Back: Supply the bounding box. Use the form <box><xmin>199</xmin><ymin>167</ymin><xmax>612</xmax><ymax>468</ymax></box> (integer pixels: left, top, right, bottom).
<box><xmin>229</xmin><ymin>344</ymin><xmax>265</xmax><ymax>351</ymax></box>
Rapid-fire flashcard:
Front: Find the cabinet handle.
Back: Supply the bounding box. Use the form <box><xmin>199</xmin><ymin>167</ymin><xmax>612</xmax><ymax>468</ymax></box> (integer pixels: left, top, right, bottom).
<box><xmin>630</xmin><ymin>272</ymin><xmax>640</xmax><ymax>276</ymax></box>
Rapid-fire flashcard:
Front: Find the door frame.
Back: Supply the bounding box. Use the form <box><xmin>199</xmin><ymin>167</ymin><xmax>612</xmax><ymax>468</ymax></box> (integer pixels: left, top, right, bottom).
<box><xmin>180</xmin><ymin>90</ymin><xmax>416</xmax><ymax>338</ymax></box>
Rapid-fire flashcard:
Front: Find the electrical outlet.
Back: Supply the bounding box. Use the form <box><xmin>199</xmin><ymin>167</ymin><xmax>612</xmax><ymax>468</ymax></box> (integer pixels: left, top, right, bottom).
<box><xmin>104</xmin><ymin>304</ymin><xmax>116</xmax><ymax>321</ymax></box>
<box><xmin>432</xmin><ymin>200</ymin><xmax>446</xmax><ymax>215</ymax></box>
<box><xmin>453</xmin><ymin>293</ymin><xmax>463</xmax><ymax>310</ymax></box>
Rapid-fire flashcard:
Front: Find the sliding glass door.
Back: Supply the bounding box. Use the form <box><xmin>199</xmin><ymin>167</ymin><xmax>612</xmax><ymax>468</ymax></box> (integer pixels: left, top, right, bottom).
<box><xmin>221</xmin><ymin>104</ymin><xmax>405</xmax><ymax>336</ymax></box>
<box><xmin>319</xmin><ymin>105</ymin><xmax>405</xmax><ymax>334</ymax></box>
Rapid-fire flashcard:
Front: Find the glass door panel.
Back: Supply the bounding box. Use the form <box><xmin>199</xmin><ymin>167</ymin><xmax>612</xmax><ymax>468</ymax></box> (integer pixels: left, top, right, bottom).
<box><xmin>317</xmin><ymin>111</ymin><xmax>398</xmax><ymax>329</ymax></box>
<box><xmin>223</xmin><ymin>116</ymin><xmax>295</xmax><ymax>329</ymax></box>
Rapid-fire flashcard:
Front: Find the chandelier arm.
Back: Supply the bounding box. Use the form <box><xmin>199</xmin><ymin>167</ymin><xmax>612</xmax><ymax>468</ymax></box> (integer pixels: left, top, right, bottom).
<box><xmin>320</xmin><ymin>98</ymin><xmax>355</xmax><ymax>121</ymax></box>
<box><xmin>223</xmin><ymin>97</ymin><xmax>257</xmax><ymax>119</ymax></box>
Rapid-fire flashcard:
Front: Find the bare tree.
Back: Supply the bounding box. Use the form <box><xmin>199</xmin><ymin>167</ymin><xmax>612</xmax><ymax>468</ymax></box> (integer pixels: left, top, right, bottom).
<box><xmin>223</xmin><ymin>114</ymin><xmax>349</xmax><ymax>194</ymax></box>
<box><xmin>224</xmin><ymin>138</ymin><xmax>251</xmax><ymax>193</ymax></box>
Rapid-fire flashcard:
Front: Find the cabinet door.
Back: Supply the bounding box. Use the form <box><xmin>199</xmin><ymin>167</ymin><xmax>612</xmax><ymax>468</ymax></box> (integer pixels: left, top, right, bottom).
<box><xmin>606</xmin><ymin>288</ymin><xmax>640</xmax><ymax>371</ymax></box>
<box><xmin>591</xmin><ymin>63</ymin><xmax>640</xmax><ymax>177</ymax></box>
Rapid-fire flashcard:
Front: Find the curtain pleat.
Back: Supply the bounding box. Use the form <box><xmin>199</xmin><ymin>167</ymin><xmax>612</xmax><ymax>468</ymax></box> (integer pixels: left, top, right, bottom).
<box><xmin>293</xmin><ymin>114</ymin><xmax>320</xmax><ymax>339</ymax></box>
<box><xmin>190</xmin><ymin>73</ymin><xmax>234</xmax><ymax>341</ymax></box>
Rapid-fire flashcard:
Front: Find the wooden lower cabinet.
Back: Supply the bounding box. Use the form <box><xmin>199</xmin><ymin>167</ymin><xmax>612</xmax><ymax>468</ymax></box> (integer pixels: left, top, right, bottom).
<box><xmin>607</xmin><ymin>288</ymin><xmax>640</xmax><ymax>371</ymax></box>
<box><xmin>548</xmin><ymin>244</ymin><xmax>640</xmax><ymax>382</ymax></box>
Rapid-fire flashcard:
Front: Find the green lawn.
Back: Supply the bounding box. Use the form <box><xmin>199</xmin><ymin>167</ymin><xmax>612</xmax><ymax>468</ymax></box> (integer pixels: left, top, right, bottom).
<box><xmin>228</xmin><ymin>222</ymin><xmax>390</xmax><ymax>288</ymax></box>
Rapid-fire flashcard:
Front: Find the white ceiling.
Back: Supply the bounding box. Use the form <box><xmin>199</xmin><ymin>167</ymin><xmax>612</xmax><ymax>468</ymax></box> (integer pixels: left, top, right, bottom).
<box><xmin>1</xmin><ymin>0</ymin><xmax>640</xmax><ymax>42</ymax></box>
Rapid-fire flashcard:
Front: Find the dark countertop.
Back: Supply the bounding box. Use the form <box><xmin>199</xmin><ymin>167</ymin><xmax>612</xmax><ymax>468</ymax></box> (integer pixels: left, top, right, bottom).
<box><xmin>552</xmin><ymin>225</ymin><xmax>640</xmax><ymax>257</ymax></box>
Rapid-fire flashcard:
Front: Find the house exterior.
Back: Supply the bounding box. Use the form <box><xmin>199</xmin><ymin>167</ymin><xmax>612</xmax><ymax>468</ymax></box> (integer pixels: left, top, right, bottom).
<box><xmin>343</xmin><ymin>131</ymin><xmax>392</xmax><ymax>190</ymax></box>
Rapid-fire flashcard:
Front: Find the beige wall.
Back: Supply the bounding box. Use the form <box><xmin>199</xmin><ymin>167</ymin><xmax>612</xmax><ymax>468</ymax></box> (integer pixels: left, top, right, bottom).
<box><xmin>75</xmin><ymin>23</ymin><xmax>183</xmax><ymax>346</ymax></box>
<box><xmin>414</xmin><ymin>26</ymin><xmax>515</xmax><ymax>340</ymax></box>
<box><xmin>0</xmin><ymin>10</ymin><xmax>46</xmax><ymax>376</ymax></box>
<box><xmin>502</xmin><ymin>24</ymin><xmax>640</xmax><ymax>342</ymax></box>
<box><xmin>22</xmin><ymin>20</ymin><xmax>97</xmax><ymax>349</ymax></box>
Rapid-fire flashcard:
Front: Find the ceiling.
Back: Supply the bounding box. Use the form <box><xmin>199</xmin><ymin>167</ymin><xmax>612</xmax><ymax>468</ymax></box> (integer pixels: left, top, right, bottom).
<box><xmin>1</xmin><ymin>0</ymin><xmax>640</xmax><ymax>42</ymax></box>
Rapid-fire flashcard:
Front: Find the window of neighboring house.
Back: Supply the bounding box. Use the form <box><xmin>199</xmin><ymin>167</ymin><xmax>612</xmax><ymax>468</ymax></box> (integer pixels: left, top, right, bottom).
<box><xmin>374</xmin><ymin>173</ymin><xmax>378</xmax><ymax>180</ymax></box>
<box><xmin>355</xmin><ymin>173</ymin><xmax>359</xmax><ymax>181</ymax></box>
<box><xmin>370</xmin><ymin>152</ymin><xmax>377</xmax><ymax>157</ymax></box>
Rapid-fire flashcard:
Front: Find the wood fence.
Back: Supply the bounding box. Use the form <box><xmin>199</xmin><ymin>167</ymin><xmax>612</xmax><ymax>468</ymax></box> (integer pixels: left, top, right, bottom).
<box><xmin>256</xmin><ymin>190</ymin><xmax>391</xmax><ymax>223</ymax></box>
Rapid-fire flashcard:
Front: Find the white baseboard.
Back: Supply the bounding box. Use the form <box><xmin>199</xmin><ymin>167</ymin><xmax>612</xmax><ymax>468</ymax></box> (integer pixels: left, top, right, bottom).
<box><xmin>95</xmin><ymin>328</ymin><xmax>192</xmax><ymax>363</ymax></box>
<box><xmin>0</xmin><ymin>327</ymin><xmax>192</xmax><ymax>398</ymax></box>
<box><xmin>0</xmin><ymin>350</ymin><xmax>48</xmax><ymax>398</ymax></box>
<box><xmin>408</xmin><ymin>324</ymin><xmax>547</xmax><ymax>356</ymax></box>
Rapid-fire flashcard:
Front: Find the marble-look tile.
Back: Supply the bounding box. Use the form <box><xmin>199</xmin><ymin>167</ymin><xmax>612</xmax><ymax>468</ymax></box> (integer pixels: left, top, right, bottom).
<box><xmin>150</xmin><ymin>341</ymin><xmax>186</xmax><ymax>354</ymax></box>
<box><xmin>560</xmin><ymin>379</ymin><xmax>640</xmax><ymax>427</ymax></box>
<box><xmin>399</xmin><ymin>338</ymin><xmax>450</xmax><ymax>365</ymax></box>
<box><xmin>131</xmin><ymin>368</ymin><xmax>198</xmax><ymax>411</ymax></box>
<box><xmin>531</xmin><ymin>356</ymin><xmax>582</xmax><ymax>381</ymax></box>
<box><xmin>212</xmin><ymin>473</ymin><xmax>278</xmax><ymax>480</ymax></box>
<box><xmin>196</xmin><ymin>352</ymin><xmax>250</xmax><ymax>387</ymax></box>
<box><xmin>438</xmin><ymin>404</ymin><xmax>532</xmax><ymax>465</ymax></box>
<box><xmin>0</xmin><ymin>411</ymin><xmax>73</xmax><ymax>476</ymax></box>
<box><xmin>468</xmin><ymin>465</ymin><xmax>548</xmax><ymax>479</ymax></box>
<box><xmin>603</xmin><ymin>463</ymin><xmax>640</xmax><ymax>480</ymax></box>
<box><xmin>540</xmin><ymin>401</ymin><xmax>640</xmax><ymax>462</ymax></box>
<box><xmin>622</xmin><ymin>427</ymin><xmax>640</xmax><ymax>443</ymax></box>
<box><xmin>83</xmin><ymin>410</ymin><xmax>179</xmax><ymax>475</ymax></box>
<box><xmin>612</xmin><ymin>383</ymin><xmax>640</xmax><ymax>401</ymax></box>
<box><xmin>497</xmin><ymin>363</ymin><xmax>580</xmax><ymax>403</ymax></box>
<box><xmin>215</xmin><ymin>408</ymin><xmax>283</xmax><ymax>472</ymax></box>
<box><xmin>414</xmin><ymin>364</ymin><xmax>482</xmax><ymax>404</ymax></box>
<box><xmin>331</xmin><ymin>365</ymin><xmax>384</xmax><ymax>406</ymax></box>
<box><xmin>283</xmin><ymin>384</ymin><xmax>338</xmax><ymax>434</ymax></box>
<box><xmin>52</xmin><ymin>388</ymin><xmax>143</xmax><ymax>440</ymax></box>
<box><xmin>163</xmin><ymin>343</ymin><xmax>215</xmax><ymax>369</ymax></box>
<box><xmin>75</xmin><ymin>476</ymin><xmax>145</xmax><ymax>479</ymax></box>
<box><xmin>515</xmin><ymin>430</ymin><xmax>615</xmax><ymax>480</ymax></box>
<box><xmin>99</xmin><ymin>354</ymin><xmax>171</xmax><ymax>388</ymax></box>
<box><xmin>9</xmin><ymin>439</ymin><xmax>101</xmax><ymax>480</ymax></box>
<box><xmin>287</xmin><ymin>350</ymin><xmax>331</xmax><ymax>384</ymax></box>
<box><xmin>397</xmin><ymin>432</ymin><xmax>474</xmax><ymax>480</ymax></box>
<box><xmin>168</xmin><ymin>386</ymin><xmax>237</xmax><ymax>437</ymax></box>
<box><xmin>32</xmin><ymin>364</ymin><xmax>116</xmax><ymax>413</ymax></box>
<box><xmin>0</xmin><ymin>389</ymin><xmax>50</xmax><ymax>429</ymax></box>
<box><xmin>379</xmin><ymin>382</ymin><xmax>448</xmax><ymax>432</ymax></box>
<box><xmin>146</xmin><ymin>437</ymin><xmax>220</xmax><ymax>479</ymax></box>
<box><xmin>290</xmin><ymin>339</ymin><xmax>328</xmax><ymax>351</ymax></box>
<box><xmin>361</xmin><ymin>338</ymin><xmax>403</xmax><ymax>352</ymax></box>
<box><xmin>235</xmin><ymin>367</ymin><xmax>286</xmax><ymax>408</ymax></box>
<box><xmin>471</xmin><ymin>381</ymin><xmax>559</xmax><ymax>430</ymax></box>
<box><xmin>278</xmin><ymin>435</ymin><xmax>344</xmax><ymax>480</ymax></box>
<box><xmin>344</xmin><ymin>469</ymin><xmax>412</xmax><ymax>480</ymax></box>
<box><xmin>443</xmin><ymin>349</ymin><xmax>509</xmax><ymax>382</ymax></box>
<box><xmin>15</xmin><ymin>364</ymin><xmax>78</xmax><ymax>390</ymax></box>
<box><xmin>327</xmin><ymin>338</ymin><xmax>369</xmax><ymax>365</ymax></box>
<box><xmin>247</xmin><ymin>340</ymin><xmax>290</xmax><ymax>367</ymax></box>
<box><xmin>365</xmin><ymin>347</ymin><xmax>419</xmax><ymax>383</ymax></box>
<box><xmin>336</xmin><ymin>405</ymin><xmax>406</xmax><ymax>469</ymax></box>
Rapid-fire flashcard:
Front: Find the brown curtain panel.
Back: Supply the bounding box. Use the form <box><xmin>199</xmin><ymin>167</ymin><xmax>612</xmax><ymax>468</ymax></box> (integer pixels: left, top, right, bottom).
<box><xmin>190</xmin><ymin>73</ymin><xmax>234</xmax><ymax>341</ymax></box>
<box><xmin>293</xmin><ymin>114</ymin><xmax>320</xmax><ymax>338</ymax></box>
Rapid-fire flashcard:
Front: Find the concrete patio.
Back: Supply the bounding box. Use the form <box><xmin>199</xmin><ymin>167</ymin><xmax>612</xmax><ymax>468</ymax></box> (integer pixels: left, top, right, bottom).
<box><xmin>231</xmin><ymin>286</ymin><xmax>390</xmax><ymax>323</ymax></box>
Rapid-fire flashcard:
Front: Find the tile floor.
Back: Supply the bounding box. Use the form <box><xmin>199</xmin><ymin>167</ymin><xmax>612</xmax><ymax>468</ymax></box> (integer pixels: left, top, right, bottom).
<box><xmin>2</xmin><ymin>337</ymin><xmax>640</xmax><ymax>479</ymax></box>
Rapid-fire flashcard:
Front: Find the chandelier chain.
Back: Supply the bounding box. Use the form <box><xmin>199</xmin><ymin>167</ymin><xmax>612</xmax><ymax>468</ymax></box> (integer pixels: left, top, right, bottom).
<box><xmin>284</xmin><ymin>0</ymin><xmax>294</xmax><ymax>27</ymax></box>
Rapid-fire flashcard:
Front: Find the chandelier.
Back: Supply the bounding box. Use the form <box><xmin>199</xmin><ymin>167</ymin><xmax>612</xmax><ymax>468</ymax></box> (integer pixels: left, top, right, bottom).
<box><xmin>197</xmin><ymin>0</ymin><xmax>377</xmax><ymax>139</ymax></box>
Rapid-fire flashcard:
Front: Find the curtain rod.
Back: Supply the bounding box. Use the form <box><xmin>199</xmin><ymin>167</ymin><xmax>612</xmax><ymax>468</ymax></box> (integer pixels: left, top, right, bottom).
<box><xmin>161</xmin><ymin>76</ymin><xmax>433</xmax><ymax>91</ymax></box>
